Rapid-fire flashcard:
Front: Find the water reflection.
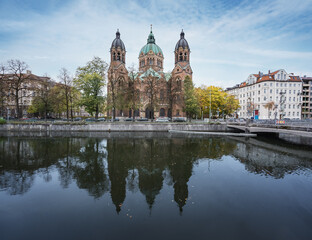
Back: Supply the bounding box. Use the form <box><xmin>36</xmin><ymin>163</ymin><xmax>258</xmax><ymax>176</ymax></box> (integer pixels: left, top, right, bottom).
<box><xmin>1</xmin><ymin>135</ymin><xmax>312</xmax><ymax>213</ymax></box>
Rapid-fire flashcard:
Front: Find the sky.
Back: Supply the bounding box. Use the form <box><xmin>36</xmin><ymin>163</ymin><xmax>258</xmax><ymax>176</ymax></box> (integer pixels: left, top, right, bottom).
<box><xmin>1</xmin><ymin>0</ymin><xmax>312</xmax><ymax>88</ymax></box>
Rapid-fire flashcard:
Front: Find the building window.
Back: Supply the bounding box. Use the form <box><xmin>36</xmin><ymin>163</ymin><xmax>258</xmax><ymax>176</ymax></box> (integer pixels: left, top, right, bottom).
<box><xmin>160</xmin><ymin>89</ymin><xmax>164</xmax><ymax>100</ymax></box>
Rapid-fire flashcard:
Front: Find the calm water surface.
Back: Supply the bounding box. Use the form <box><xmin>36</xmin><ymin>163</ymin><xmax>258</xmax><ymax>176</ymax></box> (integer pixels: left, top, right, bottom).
<box><xmin>0</xmin><ymin>134</ymin><xmax>312</xmax><ymax>240</ymax></box>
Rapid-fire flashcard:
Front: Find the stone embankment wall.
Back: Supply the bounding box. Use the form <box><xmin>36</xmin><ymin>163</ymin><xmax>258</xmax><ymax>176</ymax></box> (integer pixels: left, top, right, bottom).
<box><xmin>0</xmin><ymin>123</ymin><xmax>227</xmax><ymax>132</ymax></box>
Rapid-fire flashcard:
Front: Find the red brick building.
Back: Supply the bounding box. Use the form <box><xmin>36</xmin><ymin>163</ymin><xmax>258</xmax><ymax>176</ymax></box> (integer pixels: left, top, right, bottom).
<box><xmin>107</xmin><ymin>27</ymin><xmax>192</xmax><ymax>119</ymax></box>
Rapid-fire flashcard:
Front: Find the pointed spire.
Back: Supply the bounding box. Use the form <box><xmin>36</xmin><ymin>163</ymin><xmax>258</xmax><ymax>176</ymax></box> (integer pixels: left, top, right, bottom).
<box><xmin>147</xmin><ymin>25</ymin><xmax>155</xmax><ymax>44</ymax></box>
<box><xmin>116</xmin><ymin>29</ymin><xmax>120</xmax><ymax>38</ymax></box>
<box><xmin>180</xmin><ymin>29</ymin><xmax>185</xmax><ymax>39</ymax></box>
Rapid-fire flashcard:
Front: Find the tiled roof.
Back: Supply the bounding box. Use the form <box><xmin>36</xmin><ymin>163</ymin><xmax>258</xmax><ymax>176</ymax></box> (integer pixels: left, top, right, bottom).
<box><xmin>239</xmin><ymin>82</ymin><xmax>246</xmax><ymax>87</ymax></box>
<box><xmin>289</xmin><ymin>76</ymin><xmax>301</xmax><ymax>82</ymax></box>
<box><xmin>256</xmin><ymin>75</ymin><xmax>274</xmax><ymax>83</ymax></box>
<box><xmin>270</xmin><ymin>70</ymin><xmax>279</xmax><ymax>75</ymax></box>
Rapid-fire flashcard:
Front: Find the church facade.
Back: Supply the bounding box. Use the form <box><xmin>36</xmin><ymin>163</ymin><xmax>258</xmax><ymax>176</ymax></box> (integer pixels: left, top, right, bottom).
<box><xmin>107</xmin><ymin>27</ymin><xmax>192</xmax><ymax>119</ymax></box>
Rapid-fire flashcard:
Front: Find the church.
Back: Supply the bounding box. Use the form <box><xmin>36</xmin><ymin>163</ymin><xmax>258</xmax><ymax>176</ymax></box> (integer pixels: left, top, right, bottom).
<box><xmin>107</xmin><ymin>26</ymin><xmax>192</xmax><ymax>119</ymax></box>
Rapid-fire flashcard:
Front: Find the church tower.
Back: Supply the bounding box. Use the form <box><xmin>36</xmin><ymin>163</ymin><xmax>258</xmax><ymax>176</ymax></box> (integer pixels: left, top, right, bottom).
<box><xmin>108</xmin><ymin>29</ymin><xmax>128</xmax><ymax>118</ymax></box>
<box><xmin>172</xmin><ymin>30</ymin><xmax>192</xmax><ymax>80</ymax></box>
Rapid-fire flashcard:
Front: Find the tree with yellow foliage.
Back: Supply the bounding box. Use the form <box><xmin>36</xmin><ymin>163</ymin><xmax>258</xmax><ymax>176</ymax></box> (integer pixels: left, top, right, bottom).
<box><xmin>195</xmin><ymin>86</ymin><xmax>239</xmax><ymax>118</ymax></box>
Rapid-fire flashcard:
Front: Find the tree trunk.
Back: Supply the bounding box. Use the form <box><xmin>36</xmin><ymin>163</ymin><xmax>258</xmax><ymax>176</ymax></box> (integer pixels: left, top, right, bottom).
<box><xmin>95</xmin><ymin>104</ymin><xmax>99</xmax><ymax>119</ymax></box>
<box><xmin>70</xmin><ymin>105</ymin><xmax>73</xmax><ymax>121</ymax></box>
<box><xmin>15</xmin><ymin>92</ymin><xmax>19</xmax><ymax>118</ymax></box>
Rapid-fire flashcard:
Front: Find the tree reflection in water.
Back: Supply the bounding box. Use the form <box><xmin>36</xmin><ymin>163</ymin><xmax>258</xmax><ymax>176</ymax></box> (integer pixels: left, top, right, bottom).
<box><xmin>1</xmin><ymin>135</ymin><xmax>311</xmax><ymax>213</ymax></box>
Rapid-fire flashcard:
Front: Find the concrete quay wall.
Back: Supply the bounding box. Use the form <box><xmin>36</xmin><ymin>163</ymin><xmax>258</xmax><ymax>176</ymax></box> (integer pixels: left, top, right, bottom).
<box><xmin>0</xmin><ymin>123</ymin><xmax>228</xmax><ymax>132</ymax></box>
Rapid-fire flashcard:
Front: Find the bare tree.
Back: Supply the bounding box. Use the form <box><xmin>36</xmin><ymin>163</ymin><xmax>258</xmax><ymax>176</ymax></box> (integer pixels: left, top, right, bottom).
<box><xmin>6</xmin><ymin>59</ymin><xmax>31</xmax><ymax>118</ymax></box>
<box><xmin>264</xmin><ymin>101</ymin><xmax>275</xmax><ymax>119</ymax></box>
<box><xmin>107</xmin><ymin>71</ymin><xmax>118</xmax><ymax>120</ymax></box>
<box><xmin>107</xmin><ymin>71</ymin><xmax>127</xmax><ymax>120</ymax></box>
<box><xmin>127</xmin><ymin>66</ymin><xmax>140</xmax><ymax>121</ymax></box>
<box><xmin>144</xmin><ymin>74</ymin><xmax>161</xmax><ymax>121</ymax></box>
<box><xmin>58</xmin><ymin>68</ymin><xmax>73</xmax><ymax>120</ymax></box>
<box><xmin>0</xmin><ymin>64</ymin><xmax>7</xmax><ymax>117</ymax></box>
<box><xmin>166</xmin><ymin>74</ymin><xmax>180</xmax><ymax>121</ymax></box>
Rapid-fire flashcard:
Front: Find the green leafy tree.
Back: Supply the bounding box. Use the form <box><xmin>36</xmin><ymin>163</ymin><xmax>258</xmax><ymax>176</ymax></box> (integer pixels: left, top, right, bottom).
<box><xmin>74</xmin><ymin>57</ymin><xmax>108</xmax><ymax>118</ymax></box>
<box><xmin>183</xmin><ymin>76</ymin><xmax>199</xmax><ymax>121</ymax></box>
<box><xmin>27</xmin><ymin>78</ymin><xmax>54</xmax><ymax>119</ymax></box>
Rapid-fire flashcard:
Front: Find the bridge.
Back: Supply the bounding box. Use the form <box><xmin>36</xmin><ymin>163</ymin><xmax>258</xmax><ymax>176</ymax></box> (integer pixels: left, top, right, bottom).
<box><xmin>227</xmin><ymin>122</ymin><xmax>312</xmax><ymax>137</ymax></box>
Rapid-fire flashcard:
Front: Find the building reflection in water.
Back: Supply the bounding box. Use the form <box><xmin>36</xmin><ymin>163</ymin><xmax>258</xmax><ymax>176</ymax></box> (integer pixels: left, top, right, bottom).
<box><xmin>0</xmin><ymin>135</ymin><xmax>311</xmax><ymax>213</ymax></box>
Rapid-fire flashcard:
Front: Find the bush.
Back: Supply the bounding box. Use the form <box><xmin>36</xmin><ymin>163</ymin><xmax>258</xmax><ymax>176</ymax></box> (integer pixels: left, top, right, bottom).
<box><xmin>0</xmin><ymin>118</ymin><xmax>7</xmax><ymax>124</ymax></box>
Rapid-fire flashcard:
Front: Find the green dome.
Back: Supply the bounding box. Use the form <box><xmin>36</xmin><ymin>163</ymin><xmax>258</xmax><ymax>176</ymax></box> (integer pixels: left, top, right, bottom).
<box><xmin>139</xmin><ymin>30</ymin><xmax>163</xmax><ymax>57</ymax></box>
<box><xmin>139</xmin><ymin>43</ymin><xmax>163</xmax><ymax>56</ymax></box>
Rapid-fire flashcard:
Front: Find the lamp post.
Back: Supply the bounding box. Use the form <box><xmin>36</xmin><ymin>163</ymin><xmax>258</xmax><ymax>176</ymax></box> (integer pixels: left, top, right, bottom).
<box><xmin>209</xmin><ymin>88</ymin><xmax>212</xmax><ymax>121</ymax></box>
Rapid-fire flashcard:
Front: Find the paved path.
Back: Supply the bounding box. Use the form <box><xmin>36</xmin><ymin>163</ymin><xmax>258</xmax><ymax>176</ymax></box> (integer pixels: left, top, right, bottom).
<box><xmin>227</xmin><ymin>125</ymin><xmax>312</xmax><ymax>137</ymax></box>
<box><xmin>168</xmin><ymin>130</ymin><xmax>257</xmax><ymax>137</ymax></box>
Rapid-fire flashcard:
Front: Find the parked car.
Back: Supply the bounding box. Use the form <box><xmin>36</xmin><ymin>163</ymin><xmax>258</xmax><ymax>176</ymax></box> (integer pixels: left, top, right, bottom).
<box><xmin>137</xmin><ymin>118</ymin><xmax>148</xmax><ymax>122</ymax></box>
<box><xmin>85</xmin><ymin>118</ymin><xmax>96</xmax><ymax>122</ymax></box>
<box><xmin>173</xmin><ymin>117</ymin><xmax>186</xmax><ymax>122</ymax></box>
<box><xmin>125</xmin><ymin>118</ymin><xmax>134</xmax><ymax>121</ymax></box>
<box><xmin>156</xmin><ymin>117</ymin><xmax>169</xmax><ymax>122</ymax></box>
<box><xmin>74</xmin><ymin>117</ymin><xmax>82</xmax><ymax>121</ymax></box>
<box><xmin>109</xmin><ymin>118</ymin><xmax>120</xmax><ymax>122</ymax></box>
<box><xmin>97</xmin><ymin>118</ymin><xmax>106</xmax><ymax>121</ymax></box>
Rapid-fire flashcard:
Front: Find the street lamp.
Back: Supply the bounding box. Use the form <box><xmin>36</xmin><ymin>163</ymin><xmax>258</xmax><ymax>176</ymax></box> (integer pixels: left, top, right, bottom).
<box><xmin>209</xmin><ymin>88</ymin><xmax>212</xmax><ymax>121</ymax></box>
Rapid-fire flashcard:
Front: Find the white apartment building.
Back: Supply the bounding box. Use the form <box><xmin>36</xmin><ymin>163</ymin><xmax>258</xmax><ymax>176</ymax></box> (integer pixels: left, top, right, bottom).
<box><xmin>226</xmin><ymin>69</ymin><xmax>302</xmax><ymax>120</ymax></box>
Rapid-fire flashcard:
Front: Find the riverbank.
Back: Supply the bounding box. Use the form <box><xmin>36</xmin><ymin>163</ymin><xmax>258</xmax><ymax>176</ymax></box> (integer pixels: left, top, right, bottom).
<box><xmin>0</xmin><ymin>122</ymin><xmax>228</xmax><ymax>132</ymax></box>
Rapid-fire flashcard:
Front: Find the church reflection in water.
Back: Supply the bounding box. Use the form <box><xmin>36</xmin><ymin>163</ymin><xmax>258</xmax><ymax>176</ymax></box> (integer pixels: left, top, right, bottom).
<box><xmin>1</xmin><ymin>135</ymin><xmax>312</xmax><ymax>213</ymax></box>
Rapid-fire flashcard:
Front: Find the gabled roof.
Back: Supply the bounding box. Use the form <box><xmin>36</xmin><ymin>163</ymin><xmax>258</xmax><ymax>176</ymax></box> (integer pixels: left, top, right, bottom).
<box><xmin>139</xmin><ymin>67</ymin><xmax>161</xmax><ymax>81</ymax></box>
<box><xmin>270</xmin><ymin>70</ymin><xmax>279</xmax><ymax>75</ymax></box>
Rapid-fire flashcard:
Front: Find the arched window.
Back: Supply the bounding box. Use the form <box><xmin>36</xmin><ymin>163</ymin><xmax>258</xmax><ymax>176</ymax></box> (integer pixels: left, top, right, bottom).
<box><xmin>113</xmin><ymin>52</ymin><xmax>116</xmax><ymax>61</ymax></box>
<box><xmin>177</xmin><ymin>78</ymin><xmax>182</xmax><ymax>90</ymax></box>
<box><xmin>160</xmin><ymin>89</ymin><xmax>164</xmax><ymax>100</ymax></box>
<box><xmin>117</xmin><ymin>52</ymin><xmax>120</xmax><ymax>61</ymax></box>
<box><xmin>122</xmin><ymin>54</ymin><xmax>125</xmax><ymax>63</ymax></box>
<box><xmin>184</xmin><ymin>53</ymin><xmax>187</xmax><ymax>61</ymax></box>
<box><xmin>179</xmin><ymin>52</ymin><xmax>183</xmax><ymax>61</ymax></box>
<box><xmin>160</xmin><ymin>108</ymin><xmax>165</xmax><ymax>117</ymax></box>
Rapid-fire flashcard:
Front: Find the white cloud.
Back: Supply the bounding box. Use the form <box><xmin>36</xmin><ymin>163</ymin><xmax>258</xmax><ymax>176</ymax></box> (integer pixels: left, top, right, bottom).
<box><xmin>0</xmin><ymin>0</ymin><xmax>311</xmax><ymax>88</ymax></box>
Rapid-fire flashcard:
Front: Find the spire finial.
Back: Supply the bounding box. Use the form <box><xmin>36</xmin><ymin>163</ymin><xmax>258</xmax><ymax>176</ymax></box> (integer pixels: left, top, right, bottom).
<box><xmin>150</xmin><ymin>24</ymin><xmax>152</xmax><ymax>32</ymax></box>
<box><xmin>180</xmin><ymin>29</ymin><xmax>185</xmax><ymax>39</ymax></box>
<box><xmin>116</xmin><ymin>29</ymin><xmax>120</xmax><ymax>38</ymax></box>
